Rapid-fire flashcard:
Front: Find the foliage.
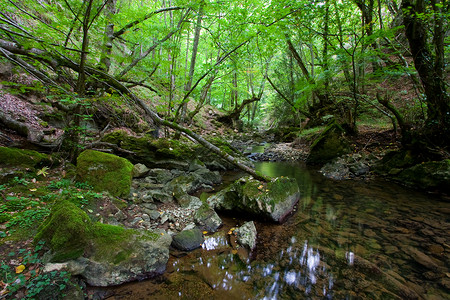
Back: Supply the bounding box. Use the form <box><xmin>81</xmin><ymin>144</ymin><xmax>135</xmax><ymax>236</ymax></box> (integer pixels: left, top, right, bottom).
<box><xmin>0</xmin><ymin>242</ymin><xmax>72</xmax><ymax>299</ymax></box>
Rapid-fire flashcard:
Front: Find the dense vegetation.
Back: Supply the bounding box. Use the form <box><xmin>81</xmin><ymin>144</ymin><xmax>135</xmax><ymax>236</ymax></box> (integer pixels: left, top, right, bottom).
<box><xmin>0</xmin><ymin>0</ymin><xmax>448</xmax><ymax>151</ymax></box>
<box><xmin>0</xmin><ymin>1</ymin><xmax>449</xmax><ymax>298</ymax></box>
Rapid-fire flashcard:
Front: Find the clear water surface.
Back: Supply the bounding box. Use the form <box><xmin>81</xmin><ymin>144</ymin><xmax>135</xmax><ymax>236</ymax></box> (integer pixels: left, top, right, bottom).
<box><xmin>100</xmin><ymin>161</ymin><xmax>450</xmax><ymax>300</ymax></box>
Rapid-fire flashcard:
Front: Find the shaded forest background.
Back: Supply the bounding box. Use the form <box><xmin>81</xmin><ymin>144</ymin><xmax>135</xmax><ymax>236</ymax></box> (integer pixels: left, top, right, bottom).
<box><xmin>0</xmin><ymin>0</ymin><xmax>448</xmax><ymax>158</ymax></box>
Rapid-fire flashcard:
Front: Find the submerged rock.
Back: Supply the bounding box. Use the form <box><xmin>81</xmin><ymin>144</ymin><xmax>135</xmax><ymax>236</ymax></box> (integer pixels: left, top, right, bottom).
<box><xmin>208</xmin><ymin>176</ymin><xmax>300</xmax><ymax>223</ymax></box>
<box><xmin>171</xmin><ymin>228</ymin><xmax>204</xmax><ymax>251</ymax></box>
<box><xmin>76</xmin><ymin>150</ymin><xmax>133</xmax><ymax>197</ymax></box>
<box><xmin>236</xmin><ymin>221</ymin><xmax>257</xmax><ymax>251</ymax></box>
<box><xmin>36</xmin><ymin>201</ymin><xmax>171</xmax><ymax>286</ymax></box>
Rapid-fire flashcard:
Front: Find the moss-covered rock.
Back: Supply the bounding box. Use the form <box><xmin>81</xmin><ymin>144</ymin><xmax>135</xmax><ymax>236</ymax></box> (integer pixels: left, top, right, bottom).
<box><xmin>76</xmin><ymin>150</ymin><xmax>133</xmax><ymax>197</ymax></box>
<box><xmin>35</xmin><ymin>201</ymin><xmax>172</xmax><ymax>286</ymax></box>
<box><xmin>35</xmin><ymin>201</ymin><xmax>93</xmax><ymax>262</ymax></box>
<box><xmin>171</xmin><ymin>228</ymin><xmax>204</xmax><ymax>251</ymax></box>
<box><xmin>0</xmin><ymin>146</ymin><xmax>50</xmax><ymax>168</ymax></box>
<box><xmin>307</xmin><ymin>121</ymin><xmax>351</xmax><ymax>165</ymax></box>
<box><xmin>101</xmin><ymin>129</ymin><xmax>196</xmax><ymax>166</ymax></box>
<box><xmin>374</xmin><ymin>149</ymin><xmax>419</xmax><ymax>175</ymax></box>
<box><xmin>207</xmin><ymin>176</ymin><xmax>300</xmax><ymax>223</ymax></box>
<box><xmin>396</xmin><ymin>160</ymin><xmax>450</xmax><ymax>192</ymax></box>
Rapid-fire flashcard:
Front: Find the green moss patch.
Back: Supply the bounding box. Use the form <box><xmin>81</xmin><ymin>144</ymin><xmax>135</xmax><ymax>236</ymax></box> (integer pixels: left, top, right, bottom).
<box><xmin>35</xmin><ymin>201</ymin><xmax>92</xmax><ymax>262</ymax></box>
<box><xmin>76</xmin><ymin>150</ymin><xmax>133</xmax><ymax>197</ymax></box>
<box><xmin>0</xmin><ymin>147</ymin><xmax>50</xmax><ymax>168</ymax></box>
<box><xmin>102</xmin><ymin>129</ymin><xmax>196</xmax><ymax>164</ymax></box>
<box><xmin>35</xmin><ymin>201</ymin><xmax>161</xmax><ymax>264</ymax></box>
<box><xmin>307</xmin><ymin>121</ymin><xmax>351</xmax><ymax>164</ymax></box>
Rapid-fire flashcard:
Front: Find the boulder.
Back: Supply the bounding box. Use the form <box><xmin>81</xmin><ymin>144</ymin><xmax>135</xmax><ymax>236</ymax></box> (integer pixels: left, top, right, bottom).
<box><xmin>166</xmin><ymin>168</ymin><xmax>221</xmax><ymax>197</ymax></box>
<box><xmin>208</xmin><ymin>176</ymin><xmax>300</xmax><ymax>223</ymax></box>
<box><xmin>171</xmin><ymin>228</ymin><xmax>204</xmax><ymax>251</ymax></box>
<box><xmin>396</xmin><ymin>160</ymin><xmax>450</xmax><ymax>192</ymax></box>
<box><xmin>236</xmin><ymin>221</ymin><xmax>257</xmax><ymax>251</ymax></box>
<box><xmin>307</xmin><ymin>121</ymin><xmax>351</xmax><ymax>164</ymax></box>
<box><xmin>194</xmin><ymin>204</ymin><xmax>223</xmax><ymax>232</ymax></box>
<box><xmin>36</xmin><ymin>201</ymin><xmax>171</xmax><ymax>286</ymax></box>
<box><xmin>76</xmin><ymin>150</ymin><xmax>133</xmax><ymax>197</ymax></box>
<box><xmin>320</xmin><ymin>153</ymin><xmax>371</xmax><ymax>180</ymax></box>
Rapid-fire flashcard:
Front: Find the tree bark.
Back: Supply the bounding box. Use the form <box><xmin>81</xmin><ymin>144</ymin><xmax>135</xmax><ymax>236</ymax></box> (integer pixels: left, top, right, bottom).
<box><xmin>402</xmin><ymin>0</ymin><xmax>450</xmax><ymax>145</ymax></box>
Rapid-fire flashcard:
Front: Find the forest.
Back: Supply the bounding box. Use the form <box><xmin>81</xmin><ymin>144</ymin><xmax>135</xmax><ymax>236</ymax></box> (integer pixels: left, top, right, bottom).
<box><xmin>0</xmin><ymin>0</ymin><xmax>449</xmax><ymax>299</ymax></box>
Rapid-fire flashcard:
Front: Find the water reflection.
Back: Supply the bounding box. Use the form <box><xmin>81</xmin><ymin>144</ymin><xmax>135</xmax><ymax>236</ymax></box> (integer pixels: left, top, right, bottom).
<box><xmin>104</xmin><ymin>161</ymin><xmax>450</xmax><ymax>299</ymax></box>
<box><xmin>252</xmin><ymin>238</ymin><xmax>334</xmax><ymax>299</ymax></box>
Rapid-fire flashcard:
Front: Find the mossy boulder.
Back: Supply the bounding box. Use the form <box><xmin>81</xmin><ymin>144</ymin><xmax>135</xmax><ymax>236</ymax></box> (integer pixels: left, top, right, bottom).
<box><xmin>76</xmin><ymin>150</ymin><xmax>133</xmax><ymax>197</ymax></box>
<box><xmin>35</xmin><ymin>201</ymin><xmax>92</xmax><ymax>262</ymax></box>
<box><xmin>307</xmin><ymin>121</ymin><xmax>351</xmax><ymax>165</ymax></box>
<box><xmin>396</xmin><ymin>160</ymin><xmax>450</xmax><ymax>192</ymax></box>
<box><xmin>374</xmin><ymin>149</ymin><xmax>420</xmax><ymax>175</ymax></box>
<box><xmin>35</xmin><ymin>201</ymin><xmax>172</xmax><ymax>286</ymax></box>
<box><xmin>207</xmin><ymin>176</ymin><xmax>300</xmax><ymax>223</ymax></box>
<box><xmin>0</xmin><ymin>146</ymin><xmax>50</xmax><ymax>168</ymax></box>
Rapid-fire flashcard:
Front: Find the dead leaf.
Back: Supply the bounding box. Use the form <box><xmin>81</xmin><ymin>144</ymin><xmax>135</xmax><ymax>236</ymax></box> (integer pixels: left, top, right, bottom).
<box><xmin>15</xmin><ymin>265</ymin><xmax>25</xmax><ymax>274</ymax></box>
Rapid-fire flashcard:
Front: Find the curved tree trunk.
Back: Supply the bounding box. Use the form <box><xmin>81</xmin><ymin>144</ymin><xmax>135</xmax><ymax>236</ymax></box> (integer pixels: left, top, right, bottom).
<box><xmin>402</xmin><ymin>0</ymin><xmax>450</xmax><ymax>146</ymax></box>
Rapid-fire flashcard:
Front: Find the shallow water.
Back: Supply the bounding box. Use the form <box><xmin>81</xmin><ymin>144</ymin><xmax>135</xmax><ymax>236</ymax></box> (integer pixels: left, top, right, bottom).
<box><xmin>101</xmin><ymin>162</ymin><xmax>450</xmax><ymax>299</ymax></box>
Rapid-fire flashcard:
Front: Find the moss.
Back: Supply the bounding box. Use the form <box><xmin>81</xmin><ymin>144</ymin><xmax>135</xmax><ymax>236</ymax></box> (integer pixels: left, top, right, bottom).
<box><xmin>35</xmin><ymin>201</ymin><xmax>92</xmax><ymax>262</ymax></box>
<box><xmin>76</xmin><ymin>150</ymin><xmax>133</xmax><ymax>197</ymax></box>
<box><xmin>307</xmin><ymin>121</ymin><xmax>351</xmax><ymax>164</ymax></box>
<box><xmin>0</xmin><ymin>147</ymin><xmax>49</xmax><ymax>168</ymax></box>
<box><xmin>34</xmin><ymin>201</ymin><xmax>159</xmax><ymax>264</ymax></box>
<box><xmin>102</xmin><ymin>130</ymin><xmax>196</xmax><ymax>164</ymax></box>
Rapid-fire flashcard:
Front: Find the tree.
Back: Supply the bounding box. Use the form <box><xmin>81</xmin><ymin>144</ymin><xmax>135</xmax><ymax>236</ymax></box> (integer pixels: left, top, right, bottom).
<box><xmin>401</xmin><ymin>0</ymin><xmax>450</xmax><ymax>147</ymax></box>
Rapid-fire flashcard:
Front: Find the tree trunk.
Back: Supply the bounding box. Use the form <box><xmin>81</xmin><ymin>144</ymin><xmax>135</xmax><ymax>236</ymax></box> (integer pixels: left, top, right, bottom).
<box><xmin>98</xmin><ymin>0</ymin><xmax>116</xmax><ymax>73</ymax></box>
<box><xmin>402</xmin><ymin>0</ymin><xmax>450</xmax><ymax>146</ymax></box>
<box><xmin>178</xmin><ymin>1</ymin><xmax>204</xmax><ymax>123</ymax></box>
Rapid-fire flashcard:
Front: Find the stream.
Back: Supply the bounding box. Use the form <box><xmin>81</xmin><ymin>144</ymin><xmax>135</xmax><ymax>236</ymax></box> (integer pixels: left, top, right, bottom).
<box><xmin>99</xmin><ymin>161</ymin><xmax>450</xmax><ymax>299</ymax></box>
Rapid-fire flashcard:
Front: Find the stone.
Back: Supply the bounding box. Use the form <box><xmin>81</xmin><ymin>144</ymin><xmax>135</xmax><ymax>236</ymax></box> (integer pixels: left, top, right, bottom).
<box><xmin>176</xmin><ymin>194</ymin><xmax>202</xmax><ymax>209</ymax></box>
<box><xmin>145</xmin><ymin>190</ymin><xmax>173</xmax><ymax>203</ymax></box>
<box><xmin>147</xmin><ymin>168</ymin><xmax>174</xmax><ymax>184</ymax></box>
<box><xmin>397</xmin><ymin>160</ymin><xmax>450</xmax><ymax>193</ymax></box>
<box><xmin>405</xmin><ymin>246</ymin><xmax>440</xmax><ymax>270</ymax></box>
<box><xmin>76</xmin><ymin>150</ymin><xmax>133</xmax><ymax>198</ymax></box>
<box><xmin>166</xmin><ymin>168</ymin><xmax>221</xmax><ymax>197</ymax></box>
<box><xmin>208</xmin><ymin>176</ymin><xmax>300</xmax><ymax>223</ymax></box>
<box><xmin>35</xmin><ymin>201</ymin><xmax>171</xmax><ymax>286</ymax></box>
<box><xmin>171</xmin><ymin>228</ymin><xmax>204</xmax><ymax>251</ymax></box>
<box><xmin>132</xmin><ymin>163</ymin><xmax>149</xmax><ymax>178</ymax></box>
<box><xmin>235</xmin><ymin>221</ymin><xmax>257</xmax><ymax>251</ymax></box>
<box><xmin>307</xmin><ymin>121</ymin><xmax>351</xmax><ymax>164</ymax></box>
<box><xmin>194</xmin><ymin>204</ymin><xmax>223</xmax><ymax>232</ymax></box>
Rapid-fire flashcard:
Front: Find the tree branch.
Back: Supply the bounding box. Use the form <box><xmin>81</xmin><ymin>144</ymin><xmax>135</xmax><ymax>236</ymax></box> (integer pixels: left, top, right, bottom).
<box><xmin>113</xmin><ymin>6</ymin><xmax>183</xmax><ymax>38</ymax></box>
